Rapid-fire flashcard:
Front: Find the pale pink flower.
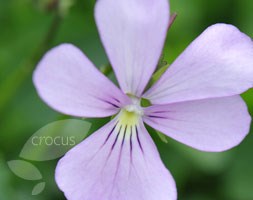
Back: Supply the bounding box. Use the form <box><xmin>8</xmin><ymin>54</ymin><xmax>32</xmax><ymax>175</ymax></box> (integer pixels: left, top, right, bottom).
<box><xmin>33</xmin><ymin>0</ymin><xmax>253</xmax><ymax>199</ymax></box>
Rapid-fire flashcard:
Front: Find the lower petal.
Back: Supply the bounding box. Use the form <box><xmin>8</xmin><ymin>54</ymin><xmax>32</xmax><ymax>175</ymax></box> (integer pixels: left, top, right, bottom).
<box><xmin>144</xmin><ymin>96</ymin><xmax>251</xmax><ymax>152</ymax></box>
<box><xmin>55</xmin><ymin>115</ymin><xmax>177</xmax><ymax>200</ymax></box>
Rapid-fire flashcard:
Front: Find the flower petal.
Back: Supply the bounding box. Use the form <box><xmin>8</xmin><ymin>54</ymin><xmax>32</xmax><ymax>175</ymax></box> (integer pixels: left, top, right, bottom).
<box><xmin>55</xmin><ymin>117</ymin><xmax>177</xmax><ymax>200</ymax></box>
<box><xmin>33</xmin><ymin>44</ymin><xmax>130</xmax><ymax>118</ymax></box>
<box><xmin>143</xmin><ymin>96</ymin><xmax>251</xmax><ymax>152</ymax></box>
<box><xmin>144</xmin><ymin>24</ymin><xmax>253</xmax><ymax>104</ymax></box>
<box><xmin>95</xmin><ymin>0</ymin><xmax>170</xmax><ymax>96</ymax></box>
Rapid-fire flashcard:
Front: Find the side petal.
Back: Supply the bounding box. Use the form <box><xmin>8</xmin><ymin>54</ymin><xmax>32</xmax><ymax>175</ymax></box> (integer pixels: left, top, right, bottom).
<box><xmin>144</xmin><ymin>24</ymin><xmax>253</xmax><ymax>104</ymax></box>
<box><xmin>33</xmin><ymin>44</ymin><xmax>130</xmax><ymax>118</ymax></box>
<box><xmin>95</xmin><ymin>0</ymin><xmax>170</xmax><ymax>96</ymax></box>
<box><xmin>55</xmin><ymin>117</ymin><xmax>177</xmax><ymax>200</ymax></box>
<box><xmin>143</xmin><ymin>96</ymin><xmax>251</xmax><ymax>152</ymax></box>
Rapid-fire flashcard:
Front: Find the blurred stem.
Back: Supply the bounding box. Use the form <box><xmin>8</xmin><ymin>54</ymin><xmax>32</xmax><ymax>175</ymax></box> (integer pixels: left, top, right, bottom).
<box><xmin>41</xmin><ymin>13</ymin><xmax>62</xmax><ymax>50</ymax></box>
<box><xmin>168</xmin><ymin>13</ymin><xmax>177</xmax><ymax>30</ymax></box>
<box><xmin>0</xmin><ymin>13</ymin><xmax>62</xmax><ymax>114</ymax></box>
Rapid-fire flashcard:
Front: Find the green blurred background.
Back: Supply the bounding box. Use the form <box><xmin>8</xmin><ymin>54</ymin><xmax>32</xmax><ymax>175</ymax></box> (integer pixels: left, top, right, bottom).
<box><xmin>0</xmin><ymin>0</ymin><xmax>253</xmax><ymax>199</ymax></box>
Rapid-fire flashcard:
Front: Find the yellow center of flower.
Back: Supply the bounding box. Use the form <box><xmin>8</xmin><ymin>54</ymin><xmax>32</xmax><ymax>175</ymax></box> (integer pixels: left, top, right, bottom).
<box><xmin>118</xmin><ymin>108</ymin><xmax>141</xmax><ymax>127</ymax></box>
<box><xmin>114</xmin><ymin>96</ymin><xmax>143</xmax><ymax>140</ymax></box>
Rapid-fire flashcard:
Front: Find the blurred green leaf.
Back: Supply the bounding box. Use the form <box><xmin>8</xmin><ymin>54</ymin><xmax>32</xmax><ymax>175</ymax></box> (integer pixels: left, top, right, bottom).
<box><xmin>150</xmin><ymin>64</ymin><xmax>169</xmax><ymax>85</ymax></box>
<box><xmin>156</xmin><ymin>131</ymin><xmax>169</xmax><ymax>143</ymax></box>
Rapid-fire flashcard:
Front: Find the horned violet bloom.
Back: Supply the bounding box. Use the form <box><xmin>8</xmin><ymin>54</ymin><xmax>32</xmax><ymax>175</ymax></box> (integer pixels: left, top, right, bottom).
<box><xmin>33</xmin><ymin>0</ymin><xmax>253</xmax><ymax>199</ymax></box>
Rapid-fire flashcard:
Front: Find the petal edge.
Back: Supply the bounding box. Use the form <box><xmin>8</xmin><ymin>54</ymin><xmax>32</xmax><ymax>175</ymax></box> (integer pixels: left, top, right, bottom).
<box><xmin>144</xmin><ymin>96</ymin><xmax>251</xmax><ymax>152</ymax></box>
<box><xmin>144</xmin><ymin>24</ymin><xmax>253</xmax><ymax>104</ymax></box>
<box><xmin>95</xmin><ymin>0</ymin><xmax>170</xmax><ymax>96</ymax></box>
<box><xmin>33</xmin><ymin>44</ymin><xmax>130</xmax><ymax>118</ymax></box>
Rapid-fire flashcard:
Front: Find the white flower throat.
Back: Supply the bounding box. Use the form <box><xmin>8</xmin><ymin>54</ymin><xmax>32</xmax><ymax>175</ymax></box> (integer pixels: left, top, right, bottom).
<box><xmin>123</xmin><ymin>95</ymin><xmax>143</xmax><ymax>116</ymax></box>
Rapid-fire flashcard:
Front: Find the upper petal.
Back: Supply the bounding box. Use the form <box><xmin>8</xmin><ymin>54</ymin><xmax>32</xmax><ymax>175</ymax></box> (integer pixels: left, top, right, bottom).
<box><xmin>95</xmin><ymin>0</ymin><xmax>170</xmax><ymax>96</ymax></box>
<box><xmin>33</xmin><ymin>44</ymin><xmax>130</xmax><ymax>118</ymax></box>
<box><xmin>143</xmin><ymin>96</ymin><xmax>251</xmax><ymax>152</ymax></box>
<box><xmin>56</xmin><ymin>116</ymin><xmax>177</xmax><ymax>200</ymax></box>
<box><xmin>144</xmin><ymin>24</ymin><xmax>253</xmax><ymax>104</ymax></box>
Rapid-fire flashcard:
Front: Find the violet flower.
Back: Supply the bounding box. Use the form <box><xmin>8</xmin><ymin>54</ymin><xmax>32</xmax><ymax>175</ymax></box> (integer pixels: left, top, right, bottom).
<box><xmin>33</xmin><ymin>0</ymin><xmax>253</xmax><ymax>199</ymax></box>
